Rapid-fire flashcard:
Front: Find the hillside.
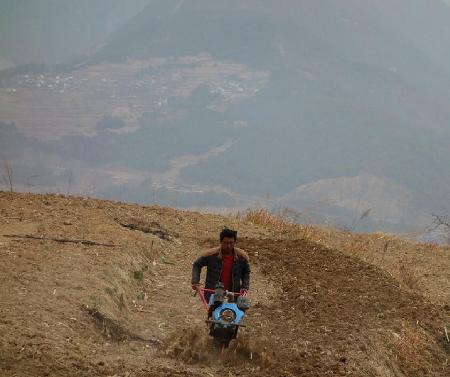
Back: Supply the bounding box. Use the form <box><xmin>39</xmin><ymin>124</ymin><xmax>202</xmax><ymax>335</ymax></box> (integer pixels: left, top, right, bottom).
<box><xmin>0</xmin><ymin>191</ymin><xmax>448</xmax><ymax>377</ymax></box>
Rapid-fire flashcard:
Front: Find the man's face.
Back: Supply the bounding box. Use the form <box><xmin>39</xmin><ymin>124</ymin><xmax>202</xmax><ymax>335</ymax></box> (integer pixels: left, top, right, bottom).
<box><xmin>220</xmin><ymin>236</ymin><xmax>235</xmax><ymax>254</ymax></box>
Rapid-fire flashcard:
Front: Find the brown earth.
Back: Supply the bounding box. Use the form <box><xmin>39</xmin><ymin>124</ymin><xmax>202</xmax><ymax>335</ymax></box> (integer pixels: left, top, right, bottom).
<box><xmin>0</xmin><ymin>192</ymin><xmax>449</xmax><ymax>377</ymax></box>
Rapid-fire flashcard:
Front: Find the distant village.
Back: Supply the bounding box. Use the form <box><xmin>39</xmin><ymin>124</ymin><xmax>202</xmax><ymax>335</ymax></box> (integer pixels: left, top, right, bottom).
<box><xmin>2</xmin><ymin>73</ymin><xmax>86</xmax><ymax>94</ymax></box>
<box><xmin>1</xmin><ymin>58</ymin><xmax>268</xmax><ymax>110</ymax></box>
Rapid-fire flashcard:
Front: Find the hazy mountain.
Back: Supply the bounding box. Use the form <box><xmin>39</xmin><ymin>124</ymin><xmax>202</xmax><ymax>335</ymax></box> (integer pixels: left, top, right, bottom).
<box><xmin>94</xmin><ymin>0</ymin><xmax>450</xmax><ymax>227</ymax></box>
<box><xmin>0</xmin><ymin>0</ymin><xmax>151</xmax><ymax>66</ymax></box>
<box><xmin>3</xmin><ymin>0</ymin><xmax>450</xmax><ymax>233</ymax></box>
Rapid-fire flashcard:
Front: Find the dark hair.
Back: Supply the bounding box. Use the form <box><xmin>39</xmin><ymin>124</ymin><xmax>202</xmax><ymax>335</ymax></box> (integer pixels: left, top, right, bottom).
<box><xmin>220</xmin><ymin>228</ymin><xmax>237</xmax><ymax>241</ymax></box>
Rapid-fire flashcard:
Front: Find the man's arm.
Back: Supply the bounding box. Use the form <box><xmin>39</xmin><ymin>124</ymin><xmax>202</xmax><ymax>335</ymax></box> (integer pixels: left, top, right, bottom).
<box><xmin>241</xmin><ymin>259</ymin><xmax>250</xmax><ymax>291</ymax></box>
<box><xmin>235</xmin><ymin>248</ymin><xmax>250</xmax><ymax>291</ymax></box>
<box><xmin>191</xmin><ymin>255</ymin><xmax>208</xmax><ymax>288</ymax></box>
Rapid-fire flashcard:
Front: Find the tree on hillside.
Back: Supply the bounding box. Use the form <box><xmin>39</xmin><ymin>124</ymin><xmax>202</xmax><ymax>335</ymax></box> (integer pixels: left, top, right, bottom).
<box><xmin>430</xmin><ymin>214</ymin><xmax>450</xmax><ymax>245</ymax></box>
<box><xmin>1</xmin><ymin>159</ymin><xmax>14</xmax><ymax>192</ymax></box>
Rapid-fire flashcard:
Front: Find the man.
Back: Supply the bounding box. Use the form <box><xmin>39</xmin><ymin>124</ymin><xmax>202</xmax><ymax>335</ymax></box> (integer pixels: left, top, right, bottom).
<box><xmin>191</xmin><ymin>228</ymin><xmax>250</xmax><ymax>300</ymax></box>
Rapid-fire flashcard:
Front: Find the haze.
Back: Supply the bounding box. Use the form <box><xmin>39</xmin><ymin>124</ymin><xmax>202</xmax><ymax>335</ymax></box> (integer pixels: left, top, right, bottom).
<box><xmin>1</xmin><ymin>0</ymin><xmax>450</xmax><ymax>240</ymax></box>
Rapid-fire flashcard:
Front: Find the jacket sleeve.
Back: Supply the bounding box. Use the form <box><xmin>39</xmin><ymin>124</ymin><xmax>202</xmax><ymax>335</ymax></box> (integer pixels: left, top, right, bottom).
<box><xmin>241</xmin><ymin>259</ymin><xmax>250</xmax><ymax>290</ymax></box>
<box><xmin>191</xmin><ymin>255</ymin><xmax>208</xmax><ymax>284</ymax></box>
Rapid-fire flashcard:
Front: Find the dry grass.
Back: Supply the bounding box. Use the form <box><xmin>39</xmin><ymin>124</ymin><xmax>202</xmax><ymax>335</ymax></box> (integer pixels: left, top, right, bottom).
<box><xmin>236</xmin><ymin>207</ymin><xmax>450</xmax><ymax>304</ymax></box>
<box><xmin>240</xmin><ymin>208</ymin><xmax>297</xmax><ymax>232</ymax></box>
<box><xmin>387</xmin><ymin>323</ymin><xmax>436</xmax><ymax>376</ymax></box>
<box><xmin>238</xmin><ymin>207</ymin><xmax>315</xmax><ymax>239</ymax></box>
<box><xmin>398</xmin><ymin>263</ymin><xmax>421</xmax><ymax>291</ymax></box>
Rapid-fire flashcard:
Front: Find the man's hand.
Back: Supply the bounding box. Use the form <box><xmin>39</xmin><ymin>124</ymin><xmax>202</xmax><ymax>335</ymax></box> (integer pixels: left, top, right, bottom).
<box><xmin>192</xmin><ymin>283</ymin><xmax>200</xmax><ymax>291</ymax></box>
<box><xmin>239</xmin><ymin>289</ymin><xmax>248</xmax><ymax>296</ymax></box>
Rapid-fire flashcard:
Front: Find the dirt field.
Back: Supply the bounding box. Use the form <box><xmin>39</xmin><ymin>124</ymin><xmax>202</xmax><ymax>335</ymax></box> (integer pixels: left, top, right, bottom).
<box><xmin>0</xmin><ymin>192</ymin><xmax>449</xmax><ymax>376</ymax></box>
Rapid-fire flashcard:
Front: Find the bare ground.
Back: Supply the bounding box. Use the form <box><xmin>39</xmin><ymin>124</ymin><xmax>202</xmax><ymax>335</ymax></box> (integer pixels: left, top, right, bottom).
<box><xmin>0</xmin><ymin>192</ymin><xmax>448</xmax><ymax>377</ymax></box>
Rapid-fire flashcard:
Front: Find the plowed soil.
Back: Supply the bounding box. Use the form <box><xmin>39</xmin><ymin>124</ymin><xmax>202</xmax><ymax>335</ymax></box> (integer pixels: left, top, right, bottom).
<box><xmin>0</xmin><ymin>192</ymin><xmax>449</xmax><ymax>377</ymax></box>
